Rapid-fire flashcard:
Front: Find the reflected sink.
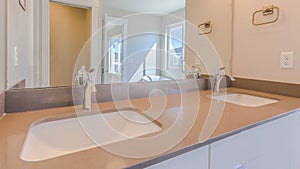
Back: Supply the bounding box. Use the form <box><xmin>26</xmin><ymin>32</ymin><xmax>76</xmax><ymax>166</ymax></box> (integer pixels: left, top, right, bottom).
<box><xmin>211</xmin><ymin>93</ymin><xmax>278</xmax><ymax>107</ymax></box>
<box><xmin>20</xmin><ymin>109</ymin><xmax>161</xmax><ymax>162</ymax></box>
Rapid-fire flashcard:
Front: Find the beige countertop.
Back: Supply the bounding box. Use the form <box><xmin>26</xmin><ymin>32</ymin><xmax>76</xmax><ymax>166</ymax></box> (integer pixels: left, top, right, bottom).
<box><xmin>1</xmin><ymin>88</ymin><xmax>300</xmax><ymax>169</ymax></box>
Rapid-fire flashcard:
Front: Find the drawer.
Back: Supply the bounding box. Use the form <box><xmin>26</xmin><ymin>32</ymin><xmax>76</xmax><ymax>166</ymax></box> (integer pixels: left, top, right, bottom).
<box><xmin>146</xmin><ymin>146</ymin><xmax>209</xmax><ymax>169</ymax></box>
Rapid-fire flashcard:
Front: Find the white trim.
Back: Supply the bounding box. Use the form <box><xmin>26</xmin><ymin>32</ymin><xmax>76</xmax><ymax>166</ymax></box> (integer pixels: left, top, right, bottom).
<box><xmin>165</xmin><ymin>21</ymin><xmax>185</xmax><ymax>70</ymax></box>
<box><xmin>1</xmin><ymin>0</ymin><xmax>7</xmax><ymax>90</ymax></box>
<box><xmin>28</xmin><ymin>0</ymin><xmax>34</xmax><ymax>88</ymax></box>
<box><xmin>40</xmin><ymin>0</ymin><xmax>100</xmax><ymax>87</ymax></box>
<box><xmin>90</xmin><ymin>7</ymin><xmax>100</xmax><ymax>70</ymax></box>
<box><xmin>50</xmin><ymin>0</ymin><xmax>99</xmax><ymax>8</ymax></box>
<box><xmin>32</xmin><ymin>1</ymin><xmax>42</xmax><ymax>87</ymax></box>
<box><xmin>41</xmin><ymin>0</ymin><xmax>50</xmax><ymax>87</ymax></box>
<box><xmin>103</xmin><ymin>14</ymin><xmax>128</xmax><ymax>83</ymax></box>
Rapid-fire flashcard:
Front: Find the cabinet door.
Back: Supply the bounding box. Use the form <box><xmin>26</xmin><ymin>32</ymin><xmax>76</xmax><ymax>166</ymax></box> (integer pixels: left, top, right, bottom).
<box><xmin>210</xmin><ymin>114</ymin><xmax>293</xmax><ymax>169</ymax></box>
<box><xmin>291</xmin><ymin>111</ymin><xmax>300</xmax><ymax>169</ymax></box>
<box><xmin>145</xmin><ymin>146</ymin><xmax>209</xmax><ymax>169</ymax></box>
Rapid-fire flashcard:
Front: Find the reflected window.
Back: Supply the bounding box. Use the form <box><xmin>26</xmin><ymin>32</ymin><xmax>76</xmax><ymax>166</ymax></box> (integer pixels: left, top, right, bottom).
<box><xmin>166</xmin><ymin>22</ymin><xmax>185</xmax><ymax>70</ymax></box>
<box><xmin>109</xmin><ymin>34</ymin><xmax>122</xmax><ymax>74</ymax></box>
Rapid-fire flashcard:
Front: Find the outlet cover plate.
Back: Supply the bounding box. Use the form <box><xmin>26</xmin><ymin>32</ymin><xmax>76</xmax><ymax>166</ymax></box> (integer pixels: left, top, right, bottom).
<box><xmin>280</xmin><ymin>52</ymin><xmax>294</xmax><ymax>69</ymax></box>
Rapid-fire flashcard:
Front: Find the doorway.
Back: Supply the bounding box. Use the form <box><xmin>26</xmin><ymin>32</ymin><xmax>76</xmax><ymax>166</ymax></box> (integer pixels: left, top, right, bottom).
<box><xmin>50</xmin><ymin>2</ymin><xmax>91</xmax><ymax>86</ymax></box>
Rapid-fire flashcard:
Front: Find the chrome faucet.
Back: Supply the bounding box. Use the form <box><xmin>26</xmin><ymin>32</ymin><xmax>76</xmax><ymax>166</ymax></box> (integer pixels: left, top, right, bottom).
<box><xmin>191</xmin><ymin>65</ymin><xmax>202</xmax><ymax>79</ymax></box>
<box><xmin>212</xmin><ymin>67</ymin><xmax>235</xmax><ymax>95</ymax></box>
<box><xmin>76</xmin><ymin>67</ymin><xmax>97</xmax><ymax>112</ymax></box>
<box><xmin>83</xmin><ymin>78</ymin><xmax>96</xmax><ymax>111</ymax></box>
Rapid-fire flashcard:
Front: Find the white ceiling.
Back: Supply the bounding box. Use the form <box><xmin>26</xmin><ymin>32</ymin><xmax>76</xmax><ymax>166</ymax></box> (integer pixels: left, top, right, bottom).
<box><xmin>103</xmin><ymin>0</ymin><xmax>185</xmax><ymax>13</ymax></box>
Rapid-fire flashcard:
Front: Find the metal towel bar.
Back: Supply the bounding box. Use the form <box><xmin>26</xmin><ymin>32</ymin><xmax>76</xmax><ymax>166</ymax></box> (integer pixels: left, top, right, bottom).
<box><xmin>252</xmin><ymin>5</ymin><xmax>279</xmax><ymax>26</ymax></box>
<box><xmin>19</xmin><ymin>0</ymin><xmax>26</xmax><ymax>11</ymax></box>
<box><xmin>198</xmin><ymin>21</ymin><xmax>213</xmax><ymax>35</ymax></box>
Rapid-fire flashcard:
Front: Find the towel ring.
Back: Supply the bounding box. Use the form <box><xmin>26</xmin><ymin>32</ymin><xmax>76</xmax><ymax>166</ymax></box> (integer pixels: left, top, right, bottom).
<box><xmin>19</xmin><ymin>0</ymin><xmax>26</xmax><ymax>11</ymax></box>
<box><xmin>198</xmin><ymin>21</ymin><xmax>213</xmax><ymax>35</ymax></box>
<box><xmin>252</xmin><ymin>5</ymin><xmax>279</xmax><ymax>26</ymax></box>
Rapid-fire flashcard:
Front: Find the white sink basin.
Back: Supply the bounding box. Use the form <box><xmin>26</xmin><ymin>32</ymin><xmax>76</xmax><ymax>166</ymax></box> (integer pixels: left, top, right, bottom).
<box><xmin>211</xmin><ymin>93</ymin><xmax>278</xmax><ymax>107</ymax></box>
<box><xmin>20</xmin><ymin>109</ymin><xmax>161</xmax><ymax>162</ymax></box>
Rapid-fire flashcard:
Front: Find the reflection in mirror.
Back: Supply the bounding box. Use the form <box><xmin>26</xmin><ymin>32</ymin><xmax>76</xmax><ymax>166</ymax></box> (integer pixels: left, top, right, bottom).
<box><xmin>50</xmin><ymin>2</ymin><xmax>91</xmax><ymax>87</ymax></box>
<box><xmin>100</xmin><ymin>1</ymin><xmax>186</xmax><ymax>84</ymax></box>
<box><xmin>6</xmin><ymin>0</ymin><xmax>100</xmax><ymax>89</ymax></box>
<box><xmin>4</xmin><ymin>0</ymin><xmax>233</xmax><ymax>89</ymax></box>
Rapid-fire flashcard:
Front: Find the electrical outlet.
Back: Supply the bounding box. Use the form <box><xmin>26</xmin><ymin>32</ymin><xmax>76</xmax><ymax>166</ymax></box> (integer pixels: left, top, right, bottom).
<box><xmin>14</xmin><ymin>46</ymin><xmax>19</xmax><ymax>66</ymax></box>
<box><xmin>280</xmin><ymin>52</ymin><xmax>294</xmax><ymax>69</ymax></box>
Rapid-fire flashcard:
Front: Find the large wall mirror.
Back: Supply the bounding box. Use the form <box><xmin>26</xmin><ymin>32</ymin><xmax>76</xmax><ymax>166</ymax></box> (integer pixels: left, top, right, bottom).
<box><xmin>3</xmin><ymin>0</ymin><xmax>232</xmax><ymax>90</ymax></box>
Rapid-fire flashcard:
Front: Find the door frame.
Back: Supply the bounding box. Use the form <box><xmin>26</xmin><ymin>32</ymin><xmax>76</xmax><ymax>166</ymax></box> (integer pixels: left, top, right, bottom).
<box><xmin>102</xmin><ymin>14</ymin><xmax>128</xmax><ymax>83</ymax></box>
<box><xmin>40</xmin><ymin>0</ymin><xmax>101</xmax><ymax>87</ymax></box>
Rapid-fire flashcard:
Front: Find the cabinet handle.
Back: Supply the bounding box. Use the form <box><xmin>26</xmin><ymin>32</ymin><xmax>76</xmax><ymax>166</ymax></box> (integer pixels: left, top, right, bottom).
<box><xmin>235</xmin><ymin>165</ymin><xmax>247</xmax><ymax>169</ymax></box>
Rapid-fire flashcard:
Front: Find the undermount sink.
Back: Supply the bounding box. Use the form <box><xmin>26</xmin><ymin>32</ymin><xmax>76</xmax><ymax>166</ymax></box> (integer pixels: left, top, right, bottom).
<box><xmin>20</xmin><ymin>109</ymin><xmax>161</xmax><ymax>162</ymax></box>
<box><xmin>211</xmin><ymin>93</ymin><xmax>278</xmax><ymax>107</ymax></box>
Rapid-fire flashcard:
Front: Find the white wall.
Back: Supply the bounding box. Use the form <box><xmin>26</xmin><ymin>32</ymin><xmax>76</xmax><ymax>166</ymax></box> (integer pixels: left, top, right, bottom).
<box><xmin>7</xmin><ymin>0</ymin><xmax>31</xmax><ymax>88</ymax></box>
<box><xmin>185</xmin><ymin>0</ymin><xmax>232</xmax><ymax>75</ymax></box>
<box><xmin>0</xmin><ymin>0</ymin><xmax>6</xmax><ymax>90</ymax></box>
<box><xmin>233</xmin><ymin>0</ymin><xmax>300</xmax><ymax>84</ymax></box>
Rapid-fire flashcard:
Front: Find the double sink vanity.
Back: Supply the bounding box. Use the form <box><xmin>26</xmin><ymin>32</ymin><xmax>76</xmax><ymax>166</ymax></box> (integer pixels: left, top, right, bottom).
<box><xmin>1</xmin><ymin>84</ymin><xmax>300</xmax><ymax>169</ymax></box>
<box><xmin>2</xmin><ymin>0</ymin><xmax>300</xmax><ymax>168</ymax></box>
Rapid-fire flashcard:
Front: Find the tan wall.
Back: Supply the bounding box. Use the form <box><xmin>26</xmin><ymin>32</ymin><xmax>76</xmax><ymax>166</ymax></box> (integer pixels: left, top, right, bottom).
<box><xmin>50</xmin><ymin>3</ymin><xmax>91</xmax><ymax>86</ymax></box>
<box><xmin>185</xmin><ymin>0</ymin><xmax>233</xmax><ymax>75</ymax></box>
<box><xmin>233</xmin><ymin>0</ymin><xmax>300</xmax><ymax>84</ymax></box>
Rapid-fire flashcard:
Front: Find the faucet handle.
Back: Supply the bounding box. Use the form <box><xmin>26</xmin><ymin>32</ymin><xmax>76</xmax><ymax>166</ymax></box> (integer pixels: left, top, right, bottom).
<box><xmin>218</xmin><ymin>67</ymin><xmax>235</xmax><ymax>81</ymax></box>
<box><xmin>76</xmin><ymin>66</ymin><xmax>88</xmax><ymax>85</ymax></box>
<box><xmin>192</xmin><ymin>65</ymin><xmax>202</xmax><ymax>70</ymax></box>
<box><xmin>216</xmin><ymin>67</ymin><xmax>225</xmax><ymax>74</ymax></box>
<box><xmin>88</xmin><ymin>68</ymin><xmax>95</xmax><ymax>73</ymax></box>
<box><xmin>218</xmin><ymin>67</ymin><xmax>225</xmax><ymax>71</ymax></box>
<box><xmin>86</xmin><ymin>68</ymin><xmax>96</xmax><ymax>82</ymax></box>
<box><xmin>215</xmin><ymin>66</ymin><xmax>226</xmax><ymax>76</ymax></box>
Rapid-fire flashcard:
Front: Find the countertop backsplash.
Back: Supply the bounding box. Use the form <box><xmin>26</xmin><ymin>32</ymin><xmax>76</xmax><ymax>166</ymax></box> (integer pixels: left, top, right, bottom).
<box><xmin>4</xmin><ymin>78</ymin><xmax>215</xmax><ymax>113</ymax></box>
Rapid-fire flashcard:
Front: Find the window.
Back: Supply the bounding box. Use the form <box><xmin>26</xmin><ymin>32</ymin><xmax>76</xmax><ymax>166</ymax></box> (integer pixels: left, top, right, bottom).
<box><xmin>109</xmin><ymin>34</ymin><xmax>122</xmax><ymax>74</ymax></box>
<box><xmin>166</xmin><ymin>22</ymin><xmax>185</xmax><ymax>70</ymax></box>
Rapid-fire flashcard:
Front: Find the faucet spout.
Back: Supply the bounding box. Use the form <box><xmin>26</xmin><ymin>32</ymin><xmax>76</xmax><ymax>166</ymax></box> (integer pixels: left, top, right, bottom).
<box><xmin>76</xmin><ymin>67</ymin><xmax>96</xmax><ymax>112</ymax></box>
<box><xmin>83</xmin><ymin>80</ymin><xmax>96</xmax><ymax>112</ymax></box>
<box><xmin>225</xmin><ymin>74</ymin><xmax>236</xmax><ymax>81</ymax></box>
<box><xmin>212</xmin><ymin>67</ymin><xmax>235</xmax><ymax>95</ymax></box>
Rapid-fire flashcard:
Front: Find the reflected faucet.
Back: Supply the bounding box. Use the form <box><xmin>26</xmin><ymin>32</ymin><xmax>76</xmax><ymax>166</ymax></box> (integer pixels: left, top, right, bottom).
<box><xmin>212</xmin><ymin>67</ymin><xmax>235</xmax><ymax>95</ymax></box>
<box><xmin>76</xmin><ymin>68</ymin><xmax>97</xmax><ymax>112</ymax></box>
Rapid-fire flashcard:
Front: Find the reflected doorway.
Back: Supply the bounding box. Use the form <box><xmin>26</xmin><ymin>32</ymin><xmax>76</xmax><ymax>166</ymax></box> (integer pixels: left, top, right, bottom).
<box><xmin>50</xmin><ymin>2</ymin><xmax>91</xmax><ymax>86</ymax></box>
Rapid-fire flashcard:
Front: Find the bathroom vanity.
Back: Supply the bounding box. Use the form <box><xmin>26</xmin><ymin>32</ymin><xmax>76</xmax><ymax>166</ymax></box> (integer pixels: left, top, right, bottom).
<box><xmin>1</xmin><ymin>88</ymin><xmax>300</xmax><ymax>169</ymax></box>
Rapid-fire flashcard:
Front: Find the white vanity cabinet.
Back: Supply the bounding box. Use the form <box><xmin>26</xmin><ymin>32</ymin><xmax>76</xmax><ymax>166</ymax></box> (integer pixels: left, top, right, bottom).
<box><xmin>145</xmin><ymin>146</ymin><xmax>209</xmax><ymax>169</ymax></box>
<box><xmin>210</xmin><ymin>114</ymin><xmax>294</xmax><ymax>169</ymax></box>
<box><xmin>291</xmin><ymin>111</ymin><xmax>300</xmax><ymax>169</ymax></box>
<box><xmin>144</xmin><ymin>111</ymin><xmax>300</xmax><ymax>169</ymax></box>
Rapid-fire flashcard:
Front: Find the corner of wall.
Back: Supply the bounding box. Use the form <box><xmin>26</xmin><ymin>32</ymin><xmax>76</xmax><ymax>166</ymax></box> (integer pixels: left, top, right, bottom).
<box><xmin>0</xmin><ymin>0</ymin><xmax>7</xmax><ymax>90</ymax></box>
